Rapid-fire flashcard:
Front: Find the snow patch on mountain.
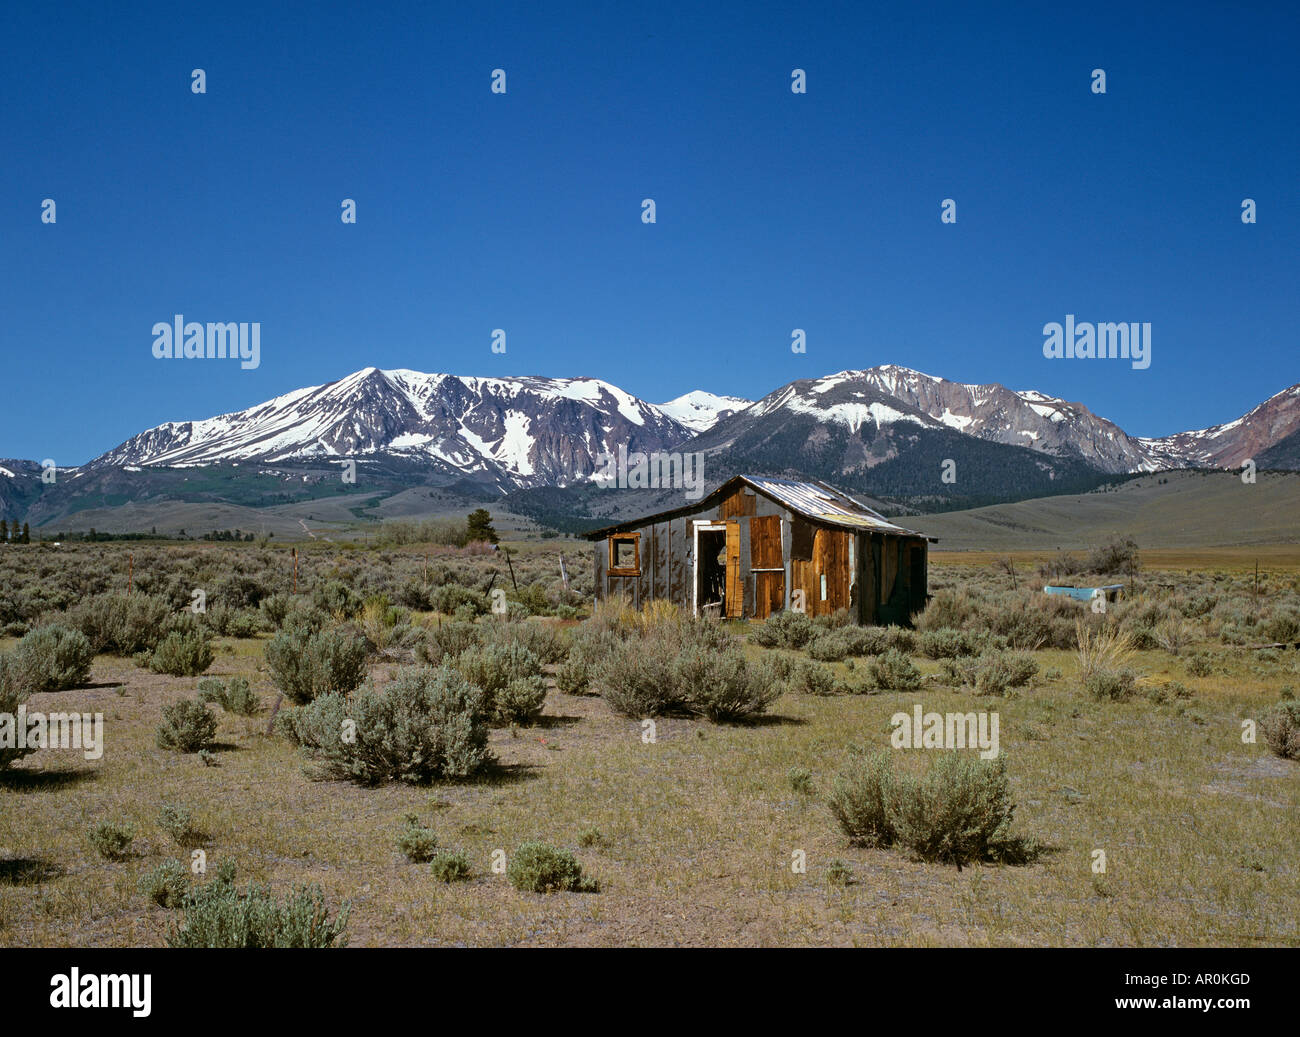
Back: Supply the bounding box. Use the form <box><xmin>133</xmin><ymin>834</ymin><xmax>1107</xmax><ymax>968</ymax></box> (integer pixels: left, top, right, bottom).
<box><xmin>655</xmin><ymin>390</ymin><xmax>753</xmax><ymax>433</ymax></box>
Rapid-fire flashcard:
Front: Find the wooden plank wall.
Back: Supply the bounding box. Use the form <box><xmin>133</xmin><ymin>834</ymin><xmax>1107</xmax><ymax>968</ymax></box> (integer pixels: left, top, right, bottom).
<box><xmin>591</xmin><ymin>489</ymin><xmax>926</xmax><ymax>624</ymax></box>
<box><xmin>790</xmin><ymin>526</ymin><xmax>852</xmax><ymax>617</ymax></box>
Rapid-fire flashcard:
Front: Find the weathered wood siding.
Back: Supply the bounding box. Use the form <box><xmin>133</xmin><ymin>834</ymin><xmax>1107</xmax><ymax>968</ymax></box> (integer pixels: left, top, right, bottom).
<box><xmin>589</xmin><ymin>483</ymin><xmax>928</xmax><ymax>625</ymax></box>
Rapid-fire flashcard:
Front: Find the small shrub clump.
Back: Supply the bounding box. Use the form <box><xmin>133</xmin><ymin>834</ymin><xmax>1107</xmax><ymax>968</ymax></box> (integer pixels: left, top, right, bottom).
<box><xmin>0</xmin><ymin>657</ymin><xmax>35</xmax><ymax>771</ymax></box>
<box><xmin>90</xmin><ymin>820</ymin><xmax>136</xmax><ymax>860</ymax></box>
<box><xmin>827</xmin><ymin>752</ymin><xmax>897</xmax><ymax>848</ymax></box>
<box><xmin>555</xmin><ymin>656</ymin><xmax>591</xmax><ymax>695</ymax></box>
<box><xmin>416</xmin><ymin>621</ymin><xmax>482</xmax><ymax>666</ymax></box>
<box><xmin>197</xmin><ymin>676</ymin><xmax>262</xmax><ymax>716</ymax></box>
<box><xmin>281</xmin><ymin>665</ymin><xmax>491</xmax><ymax>785</ymax></box>
<box><xmin>138</xmin><ymin>858</ymin><xmax>191</xmax><ymax>908</ymax></box>
<box><xmin>397</xmin><ymin>814</ymin><xmax>438</xmax><ymax>862</ymax></box>
<box><xmin>455</xmin><ymin>642</ymin><xmax>548</xmax><ymax>725</ymax></box>
<box><xmin>69</xmin><ymin>593</ymin><xmax>171</xmax><ymax>656</ymax></box>
<box><xmin>10</xmin><ymin>624</ymin><xmax>94</xmax><ymax>691</ymax></box>
<box><xmin>1260</xmin><ymin>702</ymin><xmax>1300</xmax><ymax>760</ymax></box>
<box><xmin>429</xmin><ymin>849</ymin><xmax>472</xmax><ymax>883</ymax></box>
<box><xmin>168</xmin><ymin>866</ymin><xmax>351</xmax><ymax>948</ymax></box>
<box><xmin>146</xmin><ymin>629</ymin><xmax>214</xmax><ymax>677</ymax></box>
<box><xmin>1084</xmin><ymin>668</ymin><xmax>1137</xmax><ymax>702</ymax></box>
<box><xmin>156</xmin><ymin>699</ymin><xmax>218</xmax><ymax>753</ymax></box>
<box><xmin>828</xmin><ymin>751</ymin><xmax>1036</xmax><ymax>868</ymax></box>
<box><xmin>749</xmin><ymin>609</ymin><xmax>816</xmax><ymax>650</ymax></box>
<box><xmin>264</xmin><ymin>625</ymin><xmax>368</xmax><ymax>705</ymax></box>
<box><xmin>972</xmin><ymin>652</ymin><xmax>1039</xmax><ymax>696</ymax></box>
<box><xmin>890</xmin><ymin>754</ymin><xmax>1027</xmax><ymax>866</ymax></box>
<box><xmin>158</xmin><ymin>802</ymin><xmax>205</xmax><ymax>848</ymax></box>
<box><xmin>506</xmin><ymin>841</ymin><xmax>597</xmax><ymax>893</ymax></box>
<box><xmin>867</xmin><ymin>649</ymin><xmax>923</xmax><ymax>692</ymax></box>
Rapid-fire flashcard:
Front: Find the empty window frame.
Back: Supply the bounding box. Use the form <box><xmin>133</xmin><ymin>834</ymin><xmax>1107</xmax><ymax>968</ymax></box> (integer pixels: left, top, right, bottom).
<box><xmin>608</xmin><ymin>532</ymin><xmax>641</xmax><ymax>576</ymax></box>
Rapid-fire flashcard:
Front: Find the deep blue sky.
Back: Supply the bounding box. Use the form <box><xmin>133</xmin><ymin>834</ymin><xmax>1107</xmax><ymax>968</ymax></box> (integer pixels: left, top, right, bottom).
<box><xmin>2</xmin><ymin>0</ymin><xmax>1296</xmax><ymax>464</ymax></box>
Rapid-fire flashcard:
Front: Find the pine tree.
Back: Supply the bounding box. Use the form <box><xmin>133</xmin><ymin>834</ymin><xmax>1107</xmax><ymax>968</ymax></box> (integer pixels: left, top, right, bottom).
<box><xmin>0</xmin><ymin>519</ymin><xmax>7</xmax><ymax>542</ymax></box>
<box><xmin>21</xmin><ymin>523</ymin><xmax>30</xmax><ymax>544</ymax></box>
<box><xmin>466</xmin><ymin>509</ymin><xmax>499</xmax><ymax>544</ymax></box>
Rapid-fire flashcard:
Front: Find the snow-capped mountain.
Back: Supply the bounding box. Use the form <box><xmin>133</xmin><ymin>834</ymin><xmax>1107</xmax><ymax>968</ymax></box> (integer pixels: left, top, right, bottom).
<box><xmin>89</xmin><ymin>367</ymin><xmax>694</xmax><ymax>489</ymax></box>
<box><xmin>655</xmin><ymin>391</ymin><xmax>752</xmax><ymax>433</ymax></box>
<box><xmin>56</xmin><ymin>364</ymin><xmax>1300</xmax><ymax>507</ymax></box>
<box><xmin>704</xmin><ymin>365</ymin><xmax>1300</xmax><ymax>476</ymax></box>
<box><xmin>802</xmin><ymin>365</ymin><xmax>1162</xmax><ymax>473</ymax></box>
<box><xmin>1138</xmin><ymin>383</ymin><xmax>1300</xmax><ymax>469</ymax></box>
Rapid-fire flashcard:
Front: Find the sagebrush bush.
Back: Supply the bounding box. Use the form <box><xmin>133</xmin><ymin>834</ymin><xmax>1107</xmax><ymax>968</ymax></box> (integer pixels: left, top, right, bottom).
<box><xmin>156</xmin><ymin>699</ymin><xmax>218</xmax><ymax>753</ymax></box>
<box><xmin>1263</xmin><ymin>611</ymin><xmax>1300</xmax><ymax>644</ymax></box>
<box><xmin>791</xmin><ymin>660</ymin><xmax>848</xmax><ymax>696</ymax></box>
<box><xmin>429</xmin><ymin>849</ymin><xmax>472</xmax><ymax>883</ymax></box>
<box><xmin>168</xmin><ymin>867</ymin><xmax>350</xmax><ymax>948</ymax></box>
<box><xmin>808</xmin><ymin>629</ymin><xmax>853</xmax><ymax>661</ymax></box>
<box><xmin>1260</xmin><ymin>702</ymin><xmax>1300</xmax><ymax>760</ymax></box>
<box><xmin>868</xmin><ymin>649</ymin><xmax>922</xmax><ymax>691</ymax></box>
<box><xmin>594</xmin><ymin>619</ymin><xmax>783</xmax><ymax>721</ymax></box>
<box><xmin>972</xmin><ymin>652</ymin><xmax>1039</xmax><ymax>695</ymax></box>
<box><xmin>827</xmin><ymin>752</ymin><xmax>897</xmax><ymax>848</ymax></box>
<box><xmin>455</xmin><ymin>642</ymin><xmax>548</xmax><ymax>724</ymax></box>
<box><xmin>281</xmin><ymin>665</ymin><xmax>491</xmax><ymax>785</ymax></box>
<box><xmin>917</xmin><ymin>589</ymin><xmax>977</xmax><ymax>631</ymax></box>
<box><xmin>674</xmin><ymin>646</ymin><xmax>782</xmax><ymax>722</ymax></box>
<box><xmin>918</xmin><ymin>628</ymin><xmax>998</xmax><ymax>660</ymax></box>
<box><xmin>265</xmin><ymin>625</ymin><xmax>368</xmax><ymax>704</ymax></box>
<box><xmin>90</xmin><ymin>820</ymin><xmax>136</xmax><ymax>860</ymax></box>
<box><xmin>138</xmin><ymin>858</ymin><xmax>190</xmax><ymax>908</ymax></box>
<box><xmin>202</xmin><ymin>604</ymin><xmax>264</xmax><ymax>638</ymax></box>
<box><xmin>484</xmin><ymin>619</ymin><xmax>568</xmax><ymax>664</ymax></box>
<box><xmin>259</xmin><ymin>593</ymin><xmax>294</xmax><ymax>629</ymax></box>
<box><xmin>359</xmin><ymin>594</ymin><xmax>408</xmax><ymax>651</ymax></box>
<box><xmin>197</xmin><ymin>676</ymin><xmax>261</xmax><ymax>716</ymax></box>
<box><xmin>10</xmin><ymin>624</ymin><xmax>93</xmax><ymax>691</ymax></box>
<box><xmin>416</xmin><ymin>621</ymin><xmax>482</xmax><ymax>665</ymax></box>
<box><xmin>507</xmin><ymin>841</ymin><xmax>597</xmax><ymax>893</ymax></box>
<box><xmin>0</xmin><ymin>656</ymin><xmax>35</xmax><ymax>771</ymax></box>
<box><xmin>750</xmin><ymin>609</ymin><xmax>816</xmax><ymax>649</ymax></box>
<box><xmin>69</xmin><ymin>593</ymin><xmax>172</xmax><ymax>655</ymax></box>
<box><xmin>555</xmin><ymin>656</ymin><xmax>591</xmax><ymax>694</ymax></box>
<box><xmin>829</xmin><ymin>752</ymin><xmax>1034</xmax><ymax>867</ymax></box>
<box><xmin>593</xmin><ymin>637</ymin><xmax>684</xmax><ymax>716</ymax></box>
<box><xmin>147</xmin><ymin>629</ymin><xmax>214</xmax><ymax>677</ymax></box>
<box><xmin>311</xmin><ymin>580</ymin><xmax>363</xmax><ymax>619</ymax></box>
<box><xmin>889</xmin><ymin>754</ymin><xmax>1027</xmax><ymax>866</ymax></box>
<box><xmin>158</xmin><ymin>802</ymin><xmax>204</xmax><ymax>848</ymax></box>
<box><xmin>397</xmin><ymin>814</ymin><xmax>438</xmax><ymax>862</ymax></box>
<box><xmin>1085</xmin><ymin>668</ymin><xmax>1137</xmax><ymax>702</ymax></box>
<box><xmin>428</xmin><ymin>583</ymin><xmax>489</xmax><ymax>617</ymax></box>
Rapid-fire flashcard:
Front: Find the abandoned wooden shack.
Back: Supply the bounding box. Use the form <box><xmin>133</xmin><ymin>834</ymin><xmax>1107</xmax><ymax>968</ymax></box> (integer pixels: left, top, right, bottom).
<box><xmin>585</xmin><ymin>475</ymin><xmax>935</xmax><ymax>624</ymax></box>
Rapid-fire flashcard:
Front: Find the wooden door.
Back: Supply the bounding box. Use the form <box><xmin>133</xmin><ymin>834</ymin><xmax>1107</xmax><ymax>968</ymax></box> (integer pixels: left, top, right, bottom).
<box><xmin>725</xmin><ymin>519</ymin><xmax>742</xmax><ymax>618</ymax></box>
<box><xmin>750</xmin><ymin>515</ymin><xmax>785</xmax><ymax>618</ymax></box>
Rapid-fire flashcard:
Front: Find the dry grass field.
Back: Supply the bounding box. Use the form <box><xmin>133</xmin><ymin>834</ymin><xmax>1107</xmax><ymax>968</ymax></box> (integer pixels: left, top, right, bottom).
<box><xmin>1</xmin><ymin>539</ymin><xmax>1298</xmax><ymax>947</ymax></box>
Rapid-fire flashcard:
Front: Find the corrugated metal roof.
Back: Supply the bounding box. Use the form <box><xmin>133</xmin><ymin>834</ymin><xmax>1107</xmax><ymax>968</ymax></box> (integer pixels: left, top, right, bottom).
<box><xmin>582</xmin><ymin>474</ymin><xmax>935</xmax><ymax>540</ymax></box>
<box><xmin>745</xmin><ymin>476</ymin><xmax>923</xmax><ymax>535</ymax></box>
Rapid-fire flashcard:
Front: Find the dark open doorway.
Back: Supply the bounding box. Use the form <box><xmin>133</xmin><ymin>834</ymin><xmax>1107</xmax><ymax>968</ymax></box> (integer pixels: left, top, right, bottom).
<box><xmin>697</xmin><ymin>528</ymin><xmax>727</xmax><ymax>615</ymax></box>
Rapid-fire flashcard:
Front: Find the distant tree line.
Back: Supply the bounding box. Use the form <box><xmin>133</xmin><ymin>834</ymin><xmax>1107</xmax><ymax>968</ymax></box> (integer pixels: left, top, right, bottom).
<box><xmin>0</xmin><ymin>520</ymin><xmax>30</xmax><ymax>543</ymax></box>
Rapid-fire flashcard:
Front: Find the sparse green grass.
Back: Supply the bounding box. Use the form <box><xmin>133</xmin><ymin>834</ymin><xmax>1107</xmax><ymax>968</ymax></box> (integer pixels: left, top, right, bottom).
<box><xmin>1</xmin><ymin>550</ymin><xmax>1298</xmax><ymax>947</ymax></box>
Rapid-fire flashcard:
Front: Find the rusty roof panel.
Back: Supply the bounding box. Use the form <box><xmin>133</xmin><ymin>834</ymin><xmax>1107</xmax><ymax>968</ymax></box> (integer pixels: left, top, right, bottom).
<box><xmin>583</xmin><ymin>475</ymin><xmax>936</xmax><ymax>540</ymax></box>
<box><xmin>745</xmin><ymin>476</ymin><xmax>923</xmax><ymax>536</ymax></box>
